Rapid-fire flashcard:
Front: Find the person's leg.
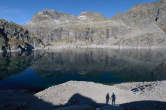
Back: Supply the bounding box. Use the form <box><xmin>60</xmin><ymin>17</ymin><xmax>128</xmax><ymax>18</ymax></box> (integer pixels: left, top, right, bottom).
<box><xmin>113</xmin><ymin>100</ymin><xmax>115</xmax><ymax>106</ymax></box>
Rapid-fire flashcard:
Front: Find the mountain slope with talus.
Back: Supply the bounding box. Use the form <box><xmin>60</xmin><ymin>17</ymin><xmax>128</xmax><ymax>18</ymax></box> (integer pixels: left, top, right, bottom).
<box><xmin>24</xmin><ymin>0</ymin><xmax>166</xmax><ymax>48</ymax></box>
<box><xmin>0</xmin><ymin>19</ymin><xmax>45</xmax><ymax>52</ymax></box>
<box><xmin>0</xmin><ymin>19</ymin><xmax>35</xmax><ymax>51</ymax></box>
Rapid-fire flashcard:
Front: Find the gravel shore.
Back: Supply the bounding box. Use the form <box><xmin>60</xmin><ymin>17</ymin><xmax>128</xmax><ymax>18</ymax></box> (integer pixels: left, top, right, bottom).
<box><xmin>0</xmin><ymin>81</ymin><xmax>166</xmax><ymax>110</ymax></box>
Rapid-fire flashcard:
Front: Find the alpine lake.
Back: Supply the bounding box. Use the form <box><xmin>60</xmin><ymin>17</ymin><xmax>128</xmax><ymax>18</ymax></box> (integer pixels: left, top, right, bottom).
<box><xmin>0</xmin><ymin>48</ymin><xmax>166</xmax><ymax>92</ymax></box>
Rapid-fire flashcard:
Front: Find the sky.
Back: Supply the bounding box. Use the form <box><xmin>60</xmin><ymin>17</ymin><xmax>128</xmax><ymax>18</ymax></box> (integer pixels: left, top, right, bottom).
<box><xmin>0</xmin><ymin>0</ymin><xmax>157</xmax><ymax>24</ymax></box>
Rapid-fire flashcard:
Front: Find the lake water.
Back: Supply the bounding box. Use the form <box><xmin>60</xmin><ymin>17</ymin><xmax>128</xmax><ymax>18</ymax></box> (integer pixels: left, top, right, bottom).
<box><xmin>0</xmin><ymin>48</ymin><xmax>166</xmax><ymax>92</ymax></box>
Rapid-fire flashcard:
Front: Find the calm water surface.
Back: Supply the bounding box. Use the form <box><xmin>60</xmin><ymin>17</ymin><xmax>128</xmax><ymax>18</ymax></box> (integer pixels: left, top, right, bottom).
<box><xmin>0</xmin><ymin>48</ymin><xmax>166</xmax><ymax>92</ymax></box>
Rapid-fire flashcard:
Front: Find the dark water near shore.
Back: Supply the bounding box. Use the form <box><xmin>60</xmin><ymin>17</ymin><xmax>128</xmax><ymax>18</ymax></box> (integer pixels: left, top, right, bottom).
<box><xmin>0</xmin><ymin>48</ymin><xmax>166</xmax><ymax>92</ymax></box>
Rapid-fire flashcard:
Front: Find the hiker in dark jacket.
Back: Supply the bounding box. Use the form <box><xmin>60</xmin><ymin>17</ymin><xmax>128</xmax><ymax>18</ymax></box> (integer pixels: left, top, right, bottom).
<box><xmin>106</xmin><ymin>93</ymin><xmax>110</xmax><ymax>104</ymax></box>
<box><xmin>111</xmin><ymin>92</ymin><xmax>116</xmax><ymax>106</ymax></box>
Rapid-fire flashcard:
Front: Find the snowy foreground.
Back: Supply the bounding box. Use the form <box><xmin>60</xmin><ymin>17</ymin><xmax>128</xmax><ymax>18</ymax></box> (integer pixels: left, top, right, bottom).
<box><xmin>0</xmin><ymin>81</ymin><xmax>166</xmax><ymax>110</ymax></box>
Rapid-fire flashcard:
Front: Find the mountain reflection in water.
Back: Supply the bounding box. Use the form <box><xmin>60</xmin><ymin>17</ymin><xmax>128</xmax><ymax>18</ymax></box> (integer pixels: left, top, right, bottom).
<box><xmin>0</xmin><ymin>48</ymin><xmax>166</xmax><ymax>91</ymax></box>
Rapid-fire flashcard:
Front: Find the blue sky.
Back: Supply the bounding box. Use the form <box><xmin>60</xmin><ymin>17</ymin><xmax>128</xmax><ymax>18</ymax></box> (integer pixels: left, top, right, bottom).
<box><xmin>0</xmin><ymin>0</ymin><xmax>157</xmax><ymax>24</ymax></box>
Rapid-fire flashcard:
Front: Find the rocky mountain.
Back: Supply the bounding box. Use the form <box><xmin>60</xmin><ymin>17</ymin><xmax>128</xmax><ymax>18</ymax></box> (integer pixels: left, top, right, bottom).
<box><xmin>77</xmin><ymin>12</ymin><xmax>106</xmax><ymax>21</ymax></box>
<box><xmin>24</xmin><ymin>0</ymin><xmax>166</xmax><ymax>48</ymax></box>
<box><xmin>0</xmin><ymin>19</ymin><xmax>44</xmax><ymax>53</ymax></box>
<box><xmin>0</xmin><ymin>19</ymin><xmax>32</xmax><ymax>51</ymax></box>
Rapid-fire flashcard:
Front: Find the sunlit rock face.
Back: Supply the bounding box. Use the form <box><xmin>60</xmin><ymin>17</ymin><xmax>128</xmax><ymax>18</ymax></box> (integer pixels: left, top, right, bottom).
<box><xmin>0</xmin><ymin>19</ymin><xmax>40</xmax><ymax>51</ymax></box>
<box><xmin>0</xmin><ymin>19</ymin><xmax>35</xmax><ymax>50</ymax></box>
<box><xmin>24</xmin><ymin>0</ymin><xmax>166</xmax><ymax>48</ymax></box>
<box><xmin>77</xmin><ymin>12</ymin><xmax>106</xmax><ymax>21</ymax></box>
<box><xmin>31</xmin><ymin>9</ymin><xmax>77</xmax><ymax>23</ymax></box>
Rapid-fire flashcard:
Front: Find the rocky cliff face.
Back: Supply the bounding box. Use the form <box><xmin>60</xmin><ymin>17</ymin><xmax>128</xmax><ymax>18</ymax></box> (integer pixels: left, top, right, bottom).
<box><xmin>0</xmin><ymin>19</ymin><xmax>44</xmax><ymax>53</ymax></box>
<box><xmin>0</xmin><ymin>19</ymin><xmax>34</xmax><ymax>51</ymax></box>
<box><xmin>24</xmin><ymin>0</ymin><xmax>166</xmax><ymax>48</ymax></box>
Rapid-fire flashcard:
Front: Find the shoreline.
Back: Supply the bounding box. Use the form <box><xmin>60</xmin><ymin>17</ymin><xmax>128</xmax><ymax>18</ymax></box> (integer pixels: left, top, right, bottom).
<box><xmin>1</xmin><ymin>80</ymin><xmax>165</xmax><ymax>110</ymax></box>
<box><xmin>34</xmin><ymin>80</ymin><xmax>166</xmax><ymax>107</ymax></box>
<box><xmin>0</xmin><ymin>80</ymin><xmax>164</xmax><ymax>93</ymax></box>
<box><xmin>1</xmin><ymin>45</ymin><xmax>166</xmax><ymax>53</ymax></box>
<box><xmin>40</xmin><ymin>45</ymin><xmax>166</xmax><ymax>50</ymax></box>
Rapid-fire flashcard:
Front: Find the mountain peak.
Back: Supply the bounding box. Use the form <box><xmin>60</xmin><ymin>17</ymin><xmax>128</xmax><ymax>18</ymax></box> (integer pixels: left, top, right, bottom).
<box><xmin>31</xmin><ymin>9</ymin><xmax>75</xmax><ymax>22</ymax></box>
<box><xmin>31</xmin><ymin>10</ymin><xmax>107</xmax><ymax>22</ymax></box>
<box><xmin>24</xmin><ymin>0</ymin><xmax>166</xmax><ymax>48</ymax></box>
<box><xmin>77</xmin><ymin>11</ymin><xmax>106</xmax><ymax>21</ymax></box>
